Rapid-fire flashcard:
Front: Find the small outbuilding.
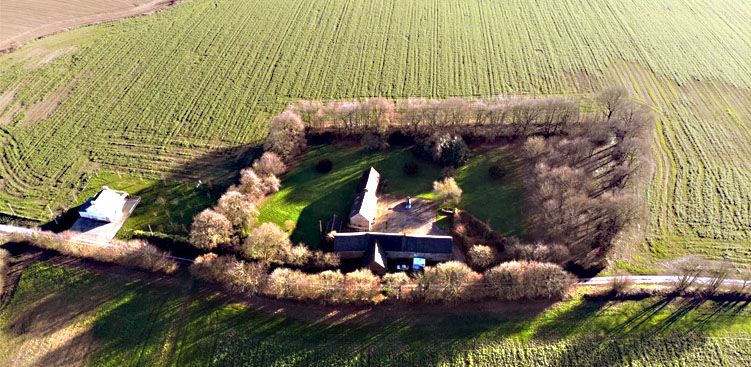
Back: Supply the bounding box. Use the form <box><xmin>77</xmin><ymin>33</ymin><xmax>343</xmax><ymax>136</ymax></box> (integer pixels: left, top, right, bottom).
<box><xmin>78</xmin><ymin>186</ymin><xmax>129</xmax><ymax>223</ymax></box>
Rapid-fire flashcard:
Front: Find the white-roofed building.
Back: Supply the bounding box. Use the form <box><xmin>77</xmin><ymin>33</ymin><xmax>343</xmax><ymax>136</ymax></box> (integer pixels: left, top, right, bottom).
<box><xmin>78</xmin><ymin>186</ymin><xmax>129</xmax><ymax>223</ymax></box>
<box><xmin>348</xmin><ymin>167</ymin><xmax>380</xmax><ymax>231</ymax></box>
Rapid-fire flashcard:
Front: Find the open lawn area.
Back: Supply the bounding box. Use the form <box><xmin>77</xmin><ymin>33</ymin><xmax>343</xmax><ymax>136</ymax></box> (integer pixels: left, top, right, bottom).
<box><xmin>73</xmin><ymin>171</ymin><xmax>218</xmax><ymax>238</ymax></box>
<box><xmin>257</xmin><ymin>144</ymin><xmax>524</xmax><ymax>246</ymax></box>
<box><xmin>1</xmin><ymin>257</ymin><xmax>750</xmax><ymax>366</ymax></box>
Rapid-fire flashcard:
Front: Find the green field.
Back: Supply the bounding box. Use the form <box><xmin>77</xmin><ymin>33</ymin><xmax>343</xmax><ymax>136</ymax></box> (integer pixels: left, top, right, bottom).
<box><xmin>1</xmin><ymin>258</ymin><xmax>749</xmax><ymax>366</ymax></box>
<box><xmin>258</xmin><ymin>143</ymin><xmax>523</xmax><ymax>245</ymax></box>
<box><xmin>1</xmin><ymin>0</ymin><xmax>750</xmax><ymax>268</ymax></box>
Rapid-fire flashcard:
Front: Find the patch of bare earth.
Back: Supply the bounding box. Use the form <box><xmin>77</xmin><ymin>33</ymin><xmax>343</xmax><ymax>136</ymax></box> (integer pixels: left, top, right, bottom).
<box><xmin>22</xmin><ymin>83</ymin><xmax>71</xmax><ymax>125</ymax></box>
<box><xmin>0</xmin><ymin>86</ymin><xmax>20</xmax><ymax>113</ymax></box>
<box><xmin>372</xmin><ymin>194</ymin><xmax>447</xmax><ymax>236</ymax></box>
<box><xmin>0</xmin><ymin>0</ymin><xmax>177</xmax><ymax>53</ymax></box>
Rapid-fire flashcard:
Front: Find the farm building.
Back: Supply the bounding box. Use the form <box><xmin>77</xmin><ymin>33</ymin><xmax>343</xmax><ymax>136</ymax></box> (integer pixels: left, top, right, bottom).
<box><xmin>348</xmin><ymin>167</ymin><xmax>380</xmax><ymax>231</ymax></box>
<box><xmin>78</xmin><ymin>186</ymin><xmax>130</xmax><ymax>223</ymax></box>
<box><xmin>333</xmin><ymin>232</ymin><xmax>453</xmax><ymax>274</ymax></box>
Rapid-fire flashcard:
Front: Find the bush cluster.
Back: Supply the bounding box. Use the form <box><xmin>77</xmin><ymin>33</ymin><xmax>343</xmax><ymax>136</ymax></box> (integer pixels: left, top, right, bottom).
<box><xmin>6</xmin><ymin>232</ymin><xmax>178</xmax><ymax>274</ymax></box>
<box><xmin>484</xmin><ymin>261</ymin><xmax>575</xmax><ymax>301</ymax></box>
<box><xmin>403</xmin><ymin>162</ymin><xmax>419</xmax><ymax>175</ymax></box>
<box><xmin>316</xmin><ymin>159</ymin><xmax>333</xmax><ymax>173</ymax></box>
<box><xmin>413</xmin><ymin>133</ymin><xmax>471</xmax><ymax>167</ymax></box>
<box><xmin>488</xmin><ymin>164</ymin><xmax>505</xmax><ymax>180</ymax></box>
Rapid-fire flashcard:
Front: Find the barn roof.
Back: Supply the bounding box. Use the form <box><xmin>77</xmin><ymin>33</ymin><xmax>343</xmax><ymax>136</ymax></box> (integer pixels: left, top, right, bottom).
<box><xmin>348</xmin><ymin>167</ymin><xmax>380</xmax><ymax>221</ymax></box>
<box><xmin>333</xmin><ymin>232</ymin><xmax>453</xmax><ymax>255</ymax></box>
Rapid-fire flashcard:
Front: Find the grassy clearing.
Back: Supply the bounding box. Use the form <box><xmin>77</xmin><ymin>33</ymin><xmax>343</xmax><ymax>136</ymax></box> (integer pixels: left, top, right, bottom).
<box><xmin>1</xmin><ymin>259</ymin><xmax>750</xmax><ymax>366</ymax></box>
<box><xmin>257</xmin><ymin>143</ymin><xmax>524</xmax><ymax>246</ymax></box>
<box><xmin>455</xmin><ymin>147</ymin><xmax>525</xmax><ymax>238</ymax></box>
<box><xmin>0</xmin><ymin>0</ymin><xmax>749</xmax><ymax>265</ymax></box>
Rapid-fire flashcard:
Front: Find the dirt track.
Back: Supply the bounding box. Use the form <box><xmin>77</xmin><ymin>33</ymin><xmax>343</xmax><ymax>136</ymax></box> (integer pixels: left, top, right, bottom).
<box><xmin>0</xmin><ymin>0</ymin><xmax>177</xmax><ymax>52</ymax></box>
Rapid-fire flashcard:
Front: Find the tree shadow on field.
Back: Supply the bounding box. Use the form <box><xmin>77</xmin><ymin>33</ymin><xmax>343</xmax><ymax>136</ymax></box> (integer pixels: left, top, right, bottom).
<box><xmin>536</xmin><ymin>295</ymin><xmax>751</xmax><ymax>367</ymax></box>
<box><xmin>2</xmin><ymin>257</ymin><xmax>173</xmax><ymax>340</ymax></box>
<box><xmin>165</xmin><ymin>143</ymin><xmax>262</xmax><ymax>194</ymax></box>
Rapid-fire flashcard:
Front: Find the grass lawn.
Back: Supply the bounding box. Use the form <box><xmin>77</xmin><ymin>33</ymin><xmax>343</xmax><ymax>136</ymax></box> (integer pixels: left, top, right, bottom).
<box><xmin>455</xmin><ymin>147</ymin><xmax>526</xmax><ymax>238</ymax></box>
<box><xmin>74</xmin><ymin>171</ymin><xmax>218</xmax><ymax>238</ymax></box>
<box><xmin>258</xmin><ymin>143</ymin><xmax>525</xmax><ymax>246</ymax></box>
<box><xmin>1</xmin><ymin>258</ymin><xmax>750</xmax><ymax>366</ymax></box>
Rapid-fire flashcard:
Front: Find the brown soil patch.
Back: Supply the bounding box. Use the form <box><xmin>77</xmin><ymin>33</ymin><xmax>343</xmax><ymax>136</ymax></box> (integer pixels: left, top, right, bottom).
<box><xmin>22</xmin><ymin>83</ymin><xmax>71</xmax><ymax>125</ymax></box>
<box><xmin>0</xmin><ymin>0</ymin><xmax>177</xmax><ymax>53</ymax></box>
<box><xmin>0</xmin><ymin>86</ymin><xmax>20</xmax><ymax>112</ymax></box>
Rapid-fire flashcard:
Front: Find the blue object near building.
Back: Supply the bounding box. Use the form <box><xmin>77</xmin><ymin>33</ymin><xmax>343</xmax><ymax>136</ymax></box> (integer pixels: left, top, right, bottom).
<box><xmin>405</xmin><ymin>196</ymin><xmax>412</xmax><ymax>210</ymax></box>
<box><xmin>412</xmin><ymin>257</ymin><xmax>426</xmax><ymax>270</ymax></box>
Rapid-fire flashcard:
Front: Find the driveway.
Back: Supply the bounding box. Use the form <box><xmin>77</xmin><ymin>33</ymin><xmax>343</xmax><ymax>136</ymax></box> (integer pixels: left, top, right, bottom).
<box><xmin>372</xmin><ymin>194</ymin><xmax>447</xmax><ymax>236</ymax></box>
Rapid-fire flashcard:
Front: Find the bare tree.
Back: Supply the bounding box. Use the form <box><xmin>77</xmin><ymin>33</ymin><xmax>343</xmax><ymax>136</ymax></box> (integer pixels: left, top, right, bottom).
<box><xmin>243</xmin><ymin>222</ymin><xmax>292</xmax><ymax>265</ymax></box>
<box><xmin>252</xmin><ymin>152</ymin><xmax>287</xmax><ymax>176</ymax></box>
<box><xmin>263</xmin><ymin>111</ymin><xmax>307</xmax><ymax>161</ymax></box>
<box><xmin>596</xmin><ymin>87</ymin><xmax>629</xmax><ymax>121</ymax></box>
<box><xmin>433</xmin><ymin>177</ymin><xmax>463</xmax><ymax>207</ymax></box>
<box><xmin>189</xmin><ymin>209</ymin><xmax>233</xmax><ymax>250</ymax></box>
<box><xmin>216</xmin><ymin>190</ymin><xmax>258</xmax><ymax>233</ymax></box>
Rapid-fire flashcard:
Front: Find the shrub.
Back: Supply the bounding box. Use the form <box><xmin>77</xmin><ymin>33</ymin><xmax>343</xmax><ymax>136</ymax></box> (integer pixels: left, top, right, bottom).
<box><xmin>423</xmin><ymin>261</ymin><xmax>481</xmax><ymax>302</ymax></box>
<box><xmin>243</xmin><ymin>223</ymin><xmax>292</xmax><ymax>265</ymax></box>
<box><xmin>361</xmin><ymin>132</ymin><xmax>389</xmax><ymax>150</ymax></box>
<box><xmin>434</xmin><ymin>134</ymin><xmax>471</xmax><ymax>167</ymax></box>
<box><xmin>316</xmin><ymin>159</ymin><xmax>333</xmax><ymax>173</ymax></box>
<box><xmin>252</xmin><ymin>152</ymin><xmax>287</xmax><ymax>176</ymax></box>
<box><xmin>484</xmin><ymin>261</ymin><xmax>574</xmax><ymax>301</ymax></box>
<box><xmin>342</xmin><ymin>269</ymin><xmax>382</xmax><ymax>304</ymax></box>
<box><xmin>403</xmin><ymin>162</ymin><xmax>419</xmax><ymax>175</ymax></box>
<box><xmin>522</xmin><ymin>136</ymin><xmax>548</xmax><ymax>159</ymax></box>
<box><xmin>189</xmin><ymin>209</ymin><xmax>233</xmax><ymax>251</ymax></box>
<box><xmin>311</xmin><ymin>251</ymin><xmax>341</xmax><ymax>269</ymax></box>
<box><xmin>310</xmin><ymin>270</ymin><xmax>345</xmax><ymax>303</ymax></box>
<box><xmin>382</xmin><ymin>272</ymin><xmax>412</xmax><ymax>299</ymax></box>
<box><xmin>114</xmin><ymin>239</ymin><xmax>180</xmax><ymax>274</ymax></box>
<box><xmin>433</xmin><ymin>177</ymin><xmax>462</xmax><ymax>207</ymax></box>
<box><xmin>506</xmin><ymin>242</ymin><xmax>571</xmax><ymax>264</ymax></box>
<box><xmin>286</xmin><ymin>244</ymin><xmax>312</xmax><ymax>267</ymax></box>
<box><xmin>488</xmin><ymin>164</ymin><xmax>506</xmax><ymax>180</ymax></box>
<box><xmin>190</xmin><ymin>253</ymin><xmax>267</xmax><ymax>294</ymax></box>
<box><xmin>468</xmin><ymin>245</ymin><xmax>497</xmax><ymax>269</ymax></box>
<box><xmin>609</xmin><ymin>274</ymin><xmax>635</xmax><ymax>295</ymax></box>
<box><xmin>11</xmin><ymin>231</ymin><xmax>178</xmax><ymax>274</ymax></box>
<box><xmin>283</xmin><ymin>219</ymin><xmax>296</xmax><ymax>232</ymax></box>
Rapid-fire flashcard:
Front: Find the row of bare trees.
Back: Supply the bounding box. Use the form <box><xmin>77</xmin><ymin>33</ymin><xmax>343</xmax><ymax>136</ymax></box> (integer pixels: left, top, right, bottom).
<box><xmin>2</xmin><ymin>231</ymin><xmax>178</xmax><ymax>274</ymax></box>
<box><xmin>292</xmin><ymin>96</ymin><xmax>586</xmax><ymax>139</ymax></box>
<box><xmin>190</xmin><ymin>255</ymin><xmax>574</xmax><ymax>305</ymax></box>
